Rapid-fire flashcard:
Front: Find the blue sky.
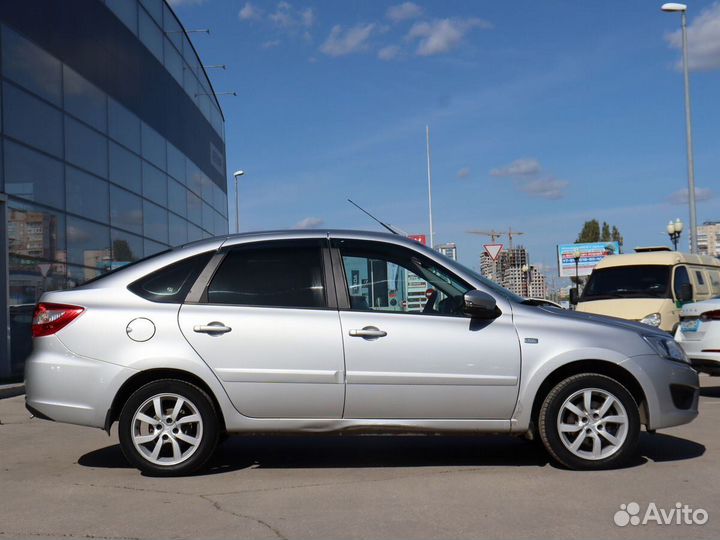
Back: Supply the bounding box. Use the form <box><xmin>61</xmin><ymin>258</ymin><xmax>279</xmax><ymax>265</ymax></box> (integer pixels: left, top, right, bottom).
<box><xmin>169</xmin><ymin>0</ymin><xmax>720</xmax><ymax>282</ymax></box>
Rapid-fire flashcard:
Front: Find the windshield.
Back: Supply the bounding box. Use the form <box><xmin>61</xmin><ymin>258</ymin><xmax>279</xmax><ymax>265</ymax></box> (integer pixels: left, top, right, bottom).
<box><xmin>581</xmin><ymin>265</ymin><xmax>671</xmax><ymax>300</ymax></box>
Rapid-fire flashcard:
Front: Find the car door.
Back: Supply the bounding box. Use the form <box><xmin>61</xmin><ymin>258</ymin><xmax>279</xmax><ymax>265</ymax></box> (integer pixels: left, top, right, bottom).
<box><xmin>331</xmin><ymin>237</ymin><xmax>521</xmax><ymax>420</ymax></box>
<box><xmin>179</xmin><ymin>238</ymin><xmax>345</xmax><ymax>418</ymax></box>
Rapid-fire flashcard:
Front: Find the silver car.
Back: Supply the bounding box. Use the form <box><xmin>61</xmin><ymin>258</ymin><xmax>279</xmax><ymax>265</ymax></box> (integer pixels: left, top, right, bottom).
<box><xmin>25</xmin><ymin>230</ymin><xmax>699</xmax><ymax>475</ymax></box>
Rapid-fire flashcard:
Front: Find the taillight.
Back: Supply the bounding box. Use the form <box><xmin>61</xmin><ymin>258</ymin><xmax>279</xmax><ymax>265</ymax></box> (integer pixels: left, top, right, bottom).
<box><xmin>700</xmin><ymin>310</ymin><xmax>720</xmax><ymax>321</ymax></box>
<box><xmin>32</xmin><ymin>303</ymin><xmax>85</xmax><ymax>337</ymax></box>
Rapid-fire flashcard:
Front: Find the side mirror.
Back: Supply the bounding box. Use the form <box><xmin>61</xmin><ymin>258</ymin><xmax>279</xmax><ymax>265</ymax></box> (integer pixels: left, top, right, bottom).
<box><xmin>678</xmin><ymin>283</ymin><xmax>693</xmax><ymax>302</ymax></box>
<box><xmin>569</xmin><ymin>288</ymin><xmax>579</xmax><ymax>305</ymax></box>
<box><xmin>463</xmin><ymin>290</ymin><xmax>500</xmax><ymax>319</ymax></box>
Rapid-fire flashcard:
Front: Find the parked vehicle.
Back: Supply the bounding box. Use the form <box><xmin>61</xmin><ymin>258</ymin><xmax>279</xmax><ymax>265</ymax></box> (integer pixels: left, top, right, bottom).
<box><xmin>675</xmin><ymin>297</ymin><xmax>720</xmax><ymax>376</ymax></box>
<box><xmin>25</xmin><ymin>231</ymin><xmax>699</xmax><ymax>475</ymax></box>
<box><xmin>573</xmin><ymin>248</ymin><xmax>720</xmax><ymax>332</ymax></box>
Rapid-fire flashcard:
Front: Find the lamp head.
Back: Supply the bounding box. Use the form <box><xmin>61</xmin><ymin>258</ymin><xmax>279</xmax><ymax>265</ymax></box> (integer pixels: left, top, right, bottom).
<box><xmin>675</xmin><ymin>218</ymin><xmax>684</xmax><ymax>232</ymax></box>
<box><xmin>667</xmin><ymin>221</ymin><xmax>676</xmax><ymax>234</ymax></box>
<box><xmin>661</xmin><ymin>3</ymin><xmax>687</xmax><ymax>12</ymax></box>
<box><xmin>233</xmin><ymin>170</ymin><xmax>245</xmax><ymax>179</ymax></box>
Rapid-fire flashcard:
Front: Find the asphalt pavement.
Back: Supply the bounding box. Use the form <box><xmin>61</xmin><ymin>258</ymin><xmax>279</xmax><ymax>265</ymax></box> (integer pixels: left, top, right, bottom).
<box><xmin>1</xmin><ymin>376</ymin><xmax>719</xmax><ymax>540</ymax></box>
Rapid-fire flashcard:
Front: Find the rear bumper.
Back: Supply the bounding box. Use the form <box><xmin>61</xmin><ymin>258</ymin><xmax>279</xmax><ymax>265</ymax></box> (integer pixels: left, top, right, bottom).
<box><xmin>24</xmin><ymin>335</ymin><xmax>137</xmax><ymax>429</ymax></box>
<box><xmin>620</xmin><ymin>354</ymin><xmax>699</xmax><ymax>431</ymax></box>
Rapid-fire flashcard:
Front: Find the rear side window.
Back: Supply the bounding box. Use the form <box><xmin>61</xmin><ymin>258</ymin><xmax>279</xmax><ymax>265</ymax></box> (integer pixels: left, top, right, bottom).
<box><xmin>129</xmin><ymin>252</ymin><xmax>212</xmax><ymax>303</ymax></box>
<box><xmin>206</xmin><ymin>242</ymin><xmax>326</xmax><ymax>308</ymax></box>
<box><xmin>673</xmin><ymin>266</ymin><xmax>690</xmax><ymax>299</ymax></box>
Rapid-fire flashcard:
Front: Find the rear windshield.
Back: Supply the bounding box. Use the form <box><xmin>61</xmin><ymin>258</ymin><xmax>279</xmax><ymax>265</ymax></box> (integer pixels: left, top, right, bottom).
<box><xmin>582</xmin><ymin>265</ymin><xmax>671</xmax><ymax>301</ymax></box>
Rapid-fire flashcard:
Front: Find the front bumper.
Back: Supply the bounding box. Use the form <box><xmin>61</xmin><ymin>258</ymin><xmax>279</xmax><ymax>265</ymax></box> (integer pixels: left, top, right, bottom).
<box><xmin>24</xmin><ymin>335</ymin><xmax>137</xmax><ymax>429</ymax></box>
<box><xmin>620</xmin><ymin>354</ymin><xmax>699</xmax><ymax>431</ymax></box>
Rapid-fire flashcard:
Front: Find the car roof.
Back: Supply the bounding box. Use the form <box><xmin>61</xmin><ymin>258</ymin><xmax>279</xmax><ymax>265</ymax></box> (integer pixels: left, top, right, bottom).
<box><xmin>594</xmin><ymin>251</ymin><xmax>720</xmax><ymax>269</ymax></box>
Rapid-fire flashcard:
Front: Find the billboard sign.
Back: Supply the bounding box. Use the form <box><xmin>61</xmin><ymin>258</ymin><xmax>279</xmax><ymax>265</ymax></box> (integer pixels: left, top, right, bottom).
<box><xmin>557</xmin><ymin>242</ymin><xmax>620</xmax><ymax>277</ymax></box>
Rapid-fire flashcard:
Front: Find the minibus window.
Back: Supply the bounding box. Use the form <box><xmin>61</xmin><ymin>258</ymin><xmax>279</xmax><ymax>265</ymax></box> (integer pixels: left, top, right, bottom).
<box><xmin>582</xmin><ymin>265</ymin><xmax>671</xmax><ymax>300</ymax></box>
<box><xmin>673</xmin><ymin>266</ymin><xmax>690</xmax><ymax>300</ymax></box>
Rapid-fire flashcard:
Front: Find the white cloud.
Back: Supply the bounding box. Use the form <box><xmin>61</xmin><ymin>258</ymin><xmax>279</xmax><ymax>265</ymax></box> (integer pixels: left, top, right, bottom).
<box><xmin>520</xmin><ymin>178</ymin><xmax>568</xmax><ymax>200</ymax></box>
<box><xmin>239</xmin><ymin>2</ymin><xmax>261</xmax><ymax>20</ymax></box>
<box><xmin>320</xmin><ymin>24</ymin><xmax>375</xmax><ymax>57</ymax></box>
<box><xmin>666</xmin><ymin>2</ymin><xmax>720</xmax><ymax>71</ymax></box>
<box><xmin>295</xmin><ymin>217</ymin><xmax>324</xmax><ymax>229</ymax></box>
<box><xmin>262</xmin><ymin>39</ymin><xmax>281</xmax><ymax>48</ymax></box>
<box><xmin>667</xmin><ymin>187</ymin><xmax>714</xmax><ymax>204</ymax></box>
<box><xmin>270</xmin><ymin>2</ymin><xmax>314</xmax><ymax>29</ymax></box>
<box><xmin>387</xmin><ymin>2</ymin><xmax>423</xmax><ymax>23</ymax></box>
<box><xmin>378</xmin><ymin>45</ymin><xmax>401</xmax><ymax>60</ymax></box>
<box><xmin>407</xmin><ymin>17</ymin><xmax>491</xmax><ymax>56</ymax></box>
<box><xmin>490</xmin><ymin>158</ymin><xmax>541</xmax><ymax>177</ymax></box>
<box><xmin>457</xmin><ymin>166</ymin><xmax>471</xmax><ymax>179</ymax></box>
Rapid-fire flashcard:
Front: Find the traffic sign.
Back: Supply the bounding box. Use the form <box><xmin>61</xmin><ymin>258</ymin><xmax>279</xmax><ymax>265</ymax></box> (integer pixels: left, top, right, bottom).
<box><xmin>483</xmin><ymin>243</ymin><xmax>503</xmax><ymax>261</ymax></box>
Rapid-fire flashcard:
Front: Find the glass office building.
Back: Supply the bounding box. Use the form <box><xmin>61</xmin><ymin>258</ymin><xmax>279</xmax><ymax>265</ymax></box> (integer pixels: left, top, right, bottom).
<box><xmin>0</xmin><ymin>0</ymin><xmax>228</xmax><ymax>380</ymax></box>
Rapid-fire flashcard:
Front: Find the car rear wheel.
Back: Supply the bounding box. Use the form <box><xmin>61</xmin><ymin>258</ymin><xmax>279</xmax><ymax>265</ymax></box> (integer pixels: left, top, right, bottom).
<box><xmin>118</xmin><ymin>379</ymin><xmax>219</xmax><ymax>476</ymax></box>
<box><xmin>538</xmin><ymin>373</ymin><xmax>640</xmax><ymax>470</ymax></box>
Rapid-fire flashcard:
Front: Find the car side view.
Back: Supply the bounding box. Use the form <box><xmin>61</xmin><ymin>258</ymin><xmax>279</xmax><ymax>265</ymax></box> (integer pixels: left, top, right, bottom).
<box><xmin>25</xmin><ymin>230</ymin><xmax>699</xmax><ymax>475</ymax></box>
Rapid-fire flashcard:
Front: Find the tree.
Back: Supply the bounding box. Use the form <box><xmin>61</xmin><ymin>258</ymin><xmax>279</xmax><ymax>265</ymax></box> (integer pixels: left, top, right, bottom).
<box><xmin>112</xmin><ymin>239</ymin><xmax>136</xmax><ymax>262</ymax></box>
<box><xmin>601</xmin><ymin>222</ymin><xmax>611</xmax><ymax>242</ymax></box>
<box><xmin>576</xmin><ymin>219</ymin><xmax>623</xmax><ymax>246</ymax></box>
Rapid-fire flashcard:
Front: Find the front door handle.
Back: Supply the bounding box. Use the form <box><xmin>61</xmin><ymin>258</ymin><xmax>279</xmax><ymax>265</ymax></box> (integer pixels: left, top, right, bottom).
<box><xmin>349</xmin><ymin>326</ymin><xmax>387</xmax><ymax>339</ymax></box>
<box><xmin>193</xmin><ymin>322</ymin><xmax>232</xmax><ymax>335</ymax></box>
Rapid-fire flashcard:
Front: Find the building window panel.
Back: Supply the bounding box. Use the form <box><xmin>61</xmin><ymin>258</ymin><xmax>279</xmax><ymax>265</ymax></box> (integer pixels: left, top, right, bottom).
<box><xmin>109</xmin><ymin>141</ymin><xmax>142</xmax><ymax>194</ymax></box>
<box><xmin>141</xmin><ymin>122</ymin><xmax>166</xmax><ymax>170</ymax></box>
<box><xmin>188</xmin><ymin>222</ymin><xmax>203</xmax><ymax>243</ymax></box>
<box><xmin>108</xmin><ymin>98</ymin><xmax>141</xmax><ymax>154</ymax></box>
<box><xmin>106</xmin><ymin>0</ymin><xmax>138</xmax><ymax>35</ymax></box>
<box><xmin>142</xmin><ymin>161</ymin><xmax>167</xmax><ymax>206</ymax></box>
<box><xmin>3</xmin><ymin>82</ymin><xmax>63</xmax><ymax>158</ymax></box>
<box><xmin>7</xmin><ymin>200</ymin><xmax>66</xmax><ymax>263</ymax></box>
<box><xmin>187</xmin><ymin>190</ymin><xmax>202</xmax><ymax>226</ymax></box>
<box><xmin>65</xmin><ymin>116</ymin><xmax>108</xmax><ymax>178</ymax></box>
<box><xmin>143</xmin><ymin>199</ymin><xmax>168</xmax><ymax>243</ymax></box>
<box><xmin>141</xmin><ymin>0</ymin><xmax>164</xmax><ymax>26</ymax></box>
<box><xmin>163</xmin><ymin>4</ymin><xmax>183</xmax><ymax>49</ymax></box>
<box><xmin>67</xmin><ymin>215</ymin><xmax>110</xmax><ymax>268</ymax></box>
<box><xmin>110</xmin><ymin>185</ymin><xmax>142</xmax><ymax>234</ymax></box>
<box><xmin>169</xmin><ymin>213</ymin><xmax>188</xmax><ymax>246</ymax></box>
<box><xmin>168</xmin><ymin>177</ymin><xmax>187</xmax><ymax>217</ymax></box>
<box><xmin>4</xmin><ymin>140</ymin><xmax>64</xmax><ymax>210</ymax></box>
<box><xmin>111</xmin><ymin>228</ymin><xmax>143</xmax><ymax>264</ymax></box>
<box><xmin>164</xmin><ymin>37</ymin><xmax>183</xmax><ymax>86</ymax></box>
<box><xmin>166</xmin><ymin>142</ymin><xmax>186</xmax><ymax>184</ymax></box>
<box><xmin>63</xmin><ymin>65</ymin><xmax>107</xmax><ymax>133</ymax></box>
<box><xmin>202</xmin><ymin>201</ymin><xmax>214</xmax><ymax>233</ymax></box>
<box><xmin>66</xmin><ymin>166</ymin><xmax>109</xmax><ymax>223</ymax></box>
<box><xmin>139</xmin><ymin>8</ymin><xmax>163</xmax><ymax>63</ymax></box>
<box><xmin>186</xmin><ymin>159</ymin><xmax>203</xmax><ymax>196</ymax></box>
<box><xmin>1</xmin><ymin>26</ymin><xmax>62</xmax><ymax>106</ymax></box>
<box><xmin>144</xmin><ymin>238</ymin><xmax>167</xmax><ymax>258</ymax></box>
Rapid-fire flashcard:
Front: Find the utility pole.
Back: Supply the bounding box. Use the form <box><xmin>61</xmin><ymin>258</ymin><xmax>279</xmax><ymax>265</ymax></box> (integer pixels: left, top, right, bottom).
<box><xmin>426</xmin><ymin>125</ymin><xmax>434</xmax><ymax>249</ymax></box>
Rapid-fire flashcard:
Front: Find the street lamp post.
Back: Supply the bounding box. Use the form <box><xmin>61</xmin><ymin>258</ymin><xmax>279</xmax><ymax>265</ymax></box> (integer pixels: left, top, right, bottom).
<box><xmin>662</xmin><ymin>3</ymin><xmax>697</xmax><ymax>254</ymax></box>
<box><xmin>233</xmin><ymin>170</ymin><xmax>244</xmax><ymax>233</ymax></box>
<box><xmin>667</xmin><ymin>218</ymin><xmax>684</xmax><ymax>250</ymax></box>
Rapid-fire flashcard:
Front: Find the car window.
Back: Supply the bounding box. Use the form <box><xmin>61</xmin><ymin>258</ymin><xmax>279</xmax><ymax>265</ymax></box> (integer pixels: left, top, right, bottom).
<box><xmin>673</xmin><ymin>266</ymin><xmax>690</xmax><ymax>299</ymax></box>
<box><xmin>695</xmin><ymin>270</ymin><xmax>705</xmax><ymax>286</ymax></box>
<box><xmin>709</xmin><ymin>271</ymin><xmax>720</xmax><ymax>295</ymax></box>
<box><xmin>128</xmin><ymin>252</ymin><xmax>212</xmax><ymax>303</ymax></box>
<box><xmin>335</xmin><ymin>239</ymin><xmax>471</xmax><ymax>316</ymax></box>
<box><xmin>206</xmin><ymin>242</ymin><xmax>326</xmax><ymax>308</ymax></box>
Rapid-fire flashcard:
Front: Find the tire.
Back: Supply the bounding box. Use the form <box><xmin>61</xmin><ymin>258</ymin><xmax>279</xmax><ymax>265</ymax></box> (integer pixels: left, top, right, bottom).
<box><xmin>538</xmin><ymin>373</ymin><xmax>640</xmax><ymax>470</ymax></box>
<box><xmin>118</xmin><ymin>379</ymin><xmax>219</xmax><ymax>476</ymax></box>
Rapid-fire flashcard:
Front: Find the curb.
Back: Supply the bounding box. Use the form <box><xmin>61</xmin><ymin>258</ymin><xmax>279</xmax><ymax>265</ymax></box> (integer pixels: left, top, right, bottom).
<box><xmin>0</xmin><ymin>383</ymin><xmax>25</xmax><ymax>399</ymax></box>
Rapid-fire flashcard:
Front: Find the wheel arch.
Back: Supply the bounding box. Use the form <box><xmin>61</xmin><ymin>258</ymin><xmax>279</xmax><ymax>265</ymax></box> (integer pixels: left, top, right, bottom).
<box><xmin>105</xmin><ymin>368</ymin><xmax>227</xmax><ymax>434</ymax></box>
<box><xmin>529</xmin><ymin>360</ymin><xmax>648</xmax><ymax>434</ymax></box>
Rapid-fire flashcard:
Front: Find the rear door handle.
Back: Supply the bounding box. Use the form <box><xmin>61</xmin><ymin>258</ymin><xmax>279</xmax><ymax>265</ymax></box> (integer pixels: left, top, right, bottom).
<box><xmin>193</xmin><ymin>322</ymin><xmax>232</xmax><ymax>334</ymax></box>
<box><xmin>349</xmin><ymin>326</ymin><xmax>387</xmax><ymax>339</ymax></box>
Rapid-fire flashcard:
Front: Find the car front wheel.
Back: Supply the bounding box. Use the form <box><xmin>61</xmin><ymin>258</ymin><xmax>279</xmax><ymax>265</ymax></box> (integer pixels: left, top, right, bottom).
<box><xmin>118</xmin><ymin>379</ymin><xmax>219</xmax><ymax>476</ymax></box>
<box><xmin>538</xmin><ymin>373</ymin><xmax>640</xmax><ymax>470</ymax></box>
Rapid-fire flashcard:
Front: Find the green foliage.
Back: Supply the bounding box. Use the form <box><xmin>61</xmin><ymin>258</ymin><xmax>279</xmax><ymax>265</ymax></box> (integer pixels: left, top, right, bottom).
<box><xmin>576</xmin><ymin>219</ymin><xmax>623</xmax><ymax>245</ymax></box>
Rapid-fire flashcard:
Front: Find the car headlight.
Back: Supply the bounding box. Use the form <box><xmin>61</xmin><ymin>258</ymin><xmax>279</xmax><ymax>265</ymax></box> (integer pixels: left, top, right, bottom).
<box><xmin>643</xmin><ymin>335</ymin><xmax>689</xmax><ymax>363</ymax></box>
<box><xmin>640</xmin><ymin>312</ymin><xmax>662</xmax><ymax>327</ymax></box>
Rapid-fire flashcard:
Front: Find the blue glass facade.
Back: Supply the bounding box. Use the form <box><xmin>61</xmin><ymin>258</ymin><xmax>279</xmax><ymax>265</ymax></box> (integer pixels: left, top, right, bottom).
<box><xmin>0</xmin><ymin>0</ymin><xmax>228</xmax><ymax>380</ymax></box>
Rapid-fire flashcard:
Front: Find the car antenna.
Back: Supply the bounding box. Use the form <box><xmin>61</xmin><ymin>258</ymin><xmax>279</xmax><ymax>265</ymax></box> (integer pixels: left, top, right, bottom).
<box><xmin>347</xmin><ymin>199</ymin><xmax>400</xmax><ymax>235</ymax></box>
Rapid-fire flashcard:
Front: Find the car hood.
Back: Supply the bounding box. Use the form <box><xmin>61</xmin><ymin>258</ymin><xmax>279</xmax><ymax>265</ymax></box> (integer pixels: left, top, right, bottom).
<box><xmin>681</xmin><ymin>299</ymin><xmax>720</xmax><ymax>317</ymax></box>
<box><xmin>535</xmin><ymin>305</ymin><xmax>666</xmax><ymax>336</ymax></box>
<box><xmin>575</xmin><ymin>298</ymin><xmax>667</xmax><ymax>322</ymax></box>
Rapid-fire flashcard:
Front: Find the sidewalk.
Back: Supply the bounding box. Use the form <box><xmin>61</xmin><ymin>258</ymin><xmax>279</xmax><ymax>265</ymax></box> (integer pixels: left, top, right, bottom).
<box><xmin>0</xmin><ymin>383</ymin><xmax>25</xmax><ymax>399</ymax></box>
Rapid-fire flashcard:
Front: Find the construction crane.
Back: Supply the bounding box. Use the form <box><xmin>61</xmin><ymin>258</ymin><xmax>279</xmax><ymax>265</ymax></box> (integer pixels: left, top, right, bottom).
<box><xmin>467</xmin><ymin>227</ymin><xmax>525</xmax><ymax>249</ymax></box>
